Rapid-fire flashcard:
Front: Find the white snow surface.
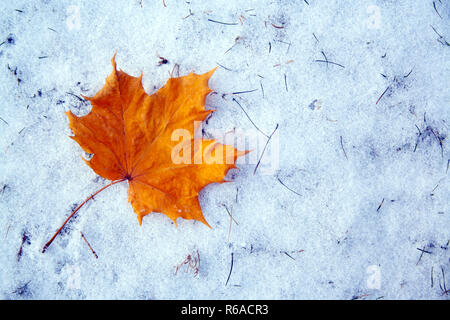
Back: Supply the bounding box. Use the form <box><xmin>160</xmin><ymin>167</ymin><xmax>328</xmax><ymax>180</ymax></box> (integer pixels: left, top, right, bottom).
<box><xmin>0</xmin><ymin>0</ymin><xmax>449</xmax><ymax>300</ymax></box>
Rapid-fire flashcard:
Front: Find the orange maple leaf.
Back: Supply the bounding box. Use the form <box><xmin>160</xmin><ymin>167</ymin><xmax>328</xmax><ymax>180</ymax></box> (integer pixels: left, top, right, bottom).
<box><xmin>43</xmin><ymin>54</ymin><xmax>246</xmax><ymax>252</ymax></box>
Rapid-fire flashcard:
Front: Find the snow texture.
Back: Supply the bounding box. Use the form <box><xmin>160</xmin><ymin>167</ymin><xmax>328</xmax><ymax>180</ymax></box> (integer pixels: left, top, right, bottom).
<box><xmin>0</xmin><ymin>0</ymin><xmax>449</xmax><ymax>300</ymax></box>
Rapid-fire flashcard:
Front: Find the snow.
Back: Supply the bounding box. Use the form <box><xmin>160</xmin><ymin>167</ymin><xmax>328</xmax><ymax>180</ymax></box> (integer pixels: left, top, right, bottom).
<box><xmin>0</xmin><ymin>0</ymin><xmax>449</xmax><ymax>300</ymax></box>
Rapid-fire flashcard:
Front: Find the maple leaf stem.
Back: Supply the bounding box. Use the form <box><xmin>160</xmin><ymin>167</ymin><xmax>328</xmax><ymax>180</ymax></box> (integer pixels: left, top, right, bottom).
<box><xmin>42</xmin><ymin>178</ymin><xmax>126</xmax><ymax>253</ymax></box>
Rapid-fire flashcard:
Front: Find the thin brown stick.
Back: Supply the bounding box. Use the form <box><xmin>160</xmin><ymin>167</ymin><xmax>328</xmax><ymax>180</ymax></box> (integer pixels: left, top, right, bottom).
<box><xmin>222</xmin><ymin>204</ymin><xmax>238</xmax><ymax>225</ymax></box>
<box><xmin>170</xmin><ymin>63</ymin><xmax>180</xmax><ymax>77</ymax></box>
<box><xmin>376</xmin><ymin>86</ymin><xmax>390</xmax><ymax>104</ymax></box>
<box><xmin>42</xmin><ymin>179</ymin><xmax>126</xmax><ymax>253</ymax></box>
<box><xmin>4</xmin><ymin>224</ymin><xmax>11</xmax><ymax>240</ymax></box>
<box><xmin>80</xmin><ymin>232</ymin><xmax>98</xmax><ymax>259</ymax></box>
<box><xmin>416</xmin><ymin>246</ymin><xmax>425</xmax><ymax>266</ymax></box>
<box><xmin>271</xmin><ymin>23</ymin><xmax>284</xmax><ymax>29</ymax></box>
<box><xmin>17</xmin><ymin>232</ymin><xmax>29</xmax><ymax>262</ymax></box>
<box><xmin>222</xmin><ymin>204</ymin><xmax>237</xmax><ymax>242</ymax></box>
<box><xmin>174</xmin><ymin>250</ymin><xmax>200</xmax><ymax>276</ymax></box>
